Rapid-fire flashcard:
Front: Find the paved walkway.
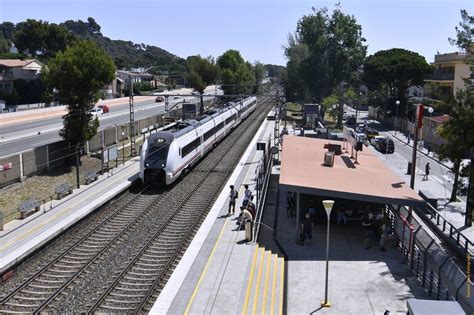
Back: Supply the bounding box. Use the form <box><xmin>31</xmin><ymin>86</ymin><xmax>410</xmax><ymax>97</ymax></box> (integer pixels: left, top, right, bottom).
<box><xmin>0</xmin><ymin>157</ymin><xmax>140</xmax><ymax>274</ymax></box>
<box><xmin>152</xmin><ymin>111</ymin><xmax>285</xmax><ymax>314</ymax></box>
<box><xmin>372</xmin><ymin>128</ymin><xmax>472</xmax><ymax>243</ymax></box>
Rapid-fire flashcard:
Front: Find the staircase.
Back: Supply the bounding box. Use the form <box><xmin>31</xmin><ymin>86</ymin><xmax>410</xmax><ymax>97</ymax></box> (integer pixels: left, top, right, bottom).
<box><xmin>241</xmin><ymin>246</ymin><xmax>285</xmax><ymax>315</ymax></box>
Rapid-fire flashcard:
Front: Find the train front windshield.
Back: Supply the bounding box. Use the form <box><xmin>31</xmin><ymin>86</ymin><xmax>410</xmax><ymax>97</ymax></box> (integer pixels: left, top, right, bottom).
<box><xmin>147</xmin><ymin>138</ymin><xmax>170</xmax><ymax>162</ymax></box>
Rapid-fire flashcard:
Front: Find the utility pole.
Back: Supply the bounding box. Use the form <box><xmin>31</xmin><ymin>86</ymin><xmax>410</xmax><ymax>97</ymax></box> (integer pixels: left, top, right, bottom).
<box><xmin>338</xmin><ymin>81</ymin><xmax>345</xmax><ymax>129</ymax></box>
<box><xmin>129</xmin><ymin>79</ymin><xmax>136</xmax><ymax>156</ymax></box>
<box><xmin>410</xmin><ymin>104</ymin><xmax>423</xmax><ymax>189</ymax></box>
<box><xmin>466</xmin><ymin>149</ymin><xmax>474</xmax><ymax>227</ymax></box>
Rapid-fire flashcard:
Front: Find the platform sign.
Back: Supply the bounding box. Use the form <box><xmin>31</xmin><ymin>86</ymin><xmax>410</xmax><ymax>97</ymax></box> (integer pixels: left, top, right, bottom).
<box><xmin>103</xmin><ymin>150</ymin><xmax>109</xmax><ymax>163</ymax></box>
<box><xmin>108</xmin><ymin>146</ymin><xmax>118</xmax><ymax>161</ymax></box>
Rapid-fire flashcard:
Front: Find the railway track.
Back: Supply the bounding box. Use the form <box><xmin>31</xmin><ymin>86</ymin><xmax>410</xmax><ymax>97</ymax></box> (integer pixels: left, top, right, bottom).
<box><xmin>0</xmin><ymin>94</ymin><xmax>276</xmax><ymax>314</ymax></box>
<box><xmin>0</xmin><ymin>185</ymin><xmax>167</xmax><ymax>313</ymax></box>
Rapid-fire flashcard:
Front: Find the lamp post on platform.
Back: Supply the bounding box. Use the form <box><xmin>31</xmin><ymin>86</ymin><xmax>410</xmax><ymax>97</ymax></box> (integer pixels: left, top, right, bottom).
<box><xmin>321</xmin><ymin>200</ymin><xmax>334</xmax><ymax>308</ymax></box>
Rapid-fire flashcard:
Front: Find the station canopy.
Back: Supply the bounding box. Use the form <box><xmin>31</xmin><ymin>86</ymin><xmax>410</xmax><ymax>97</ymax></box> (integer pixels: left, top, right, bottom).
<box><xmin>279</xmin><ymin>136</ymin><xmax>425</xmax><ymax>208</ymax></box>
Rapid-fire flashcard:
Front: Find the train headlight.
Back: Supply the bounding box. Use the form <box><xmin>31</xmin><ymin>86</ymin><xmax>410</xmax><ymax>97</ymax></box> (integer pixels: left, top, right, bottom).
<box><xmin>161</xmin><ymin>164</ymin><xmax>165</xmax><ymax>167</ymax></box>
<box><xmin>146</xmin><ymin>163</ymin><xmax>150</xmax><ymax>167</ymax></box>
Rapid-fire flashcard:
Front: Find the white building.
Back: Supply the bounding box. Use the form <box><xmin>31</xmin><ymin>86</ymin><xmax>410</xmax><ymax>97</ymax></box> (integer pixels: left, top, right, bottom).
<box><xmin>0</xmin><ymin>59</ymin><xmax>43</xmax><ymax>81</ymax></box>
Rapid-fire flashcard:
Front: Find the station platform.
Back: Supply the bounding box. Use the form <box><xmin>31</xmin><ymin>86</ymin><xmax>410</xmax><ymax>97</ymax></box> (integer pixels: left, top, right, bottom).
<box><xmin>0</xmin><ymin>158</ymin><xmax>139</xmax><ymax>276</ymax></box>
<box><xmin>153</xmin><ymin>125</ymin><xmax>435</xmax><ymax>315</ymax></box>
<box><xmin>151</xmin><ymin>112</ymin><xmax>284</xmax><ymax>314</ymax></box>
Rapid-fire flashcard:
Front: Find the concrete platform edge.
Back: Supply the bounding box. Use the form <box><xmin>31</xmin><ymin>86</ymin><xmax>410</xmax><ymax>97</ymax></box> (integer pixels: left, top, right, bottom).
<box><xmin>150</xmin><ymin>117</ymin><xmax>269</xmax><ymax>314</ymax></box>
<box><xmin>0</xmin><ymin>173</ymin><xmax>138</xmax><ymax>274</ymax></box>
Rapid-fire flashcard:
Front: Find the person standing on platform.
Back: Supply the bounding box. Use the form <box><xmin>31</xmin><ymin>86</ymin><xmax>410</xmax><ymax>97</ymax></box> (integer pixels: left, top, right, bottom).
<box><xmin>301</xmin><ymin>213</ymin><xmax>312</xmax><ymax>245</ymax></box>
<box><xmin>242</xmin><ymin>184</ymin><xmax>252</xmax><ymax>206</ymax></box>
<box><xmin>228</xmin><ymin>185</ymin><xmax>238</xmax><ymax>215</ymax></box>
<box><xmin>337</xmin><ymin>206</ymin><xmax>347</xmax><ymax>225</ymax></box>
<box><xmin>362</xmin><ymin>214</ymin><xmax>373</xmax><ymax>249</ymax></box>
<box><xmin>423</xmin><ymin>162</ymin><xmax>430</xmax><ymax>181</ymax></box>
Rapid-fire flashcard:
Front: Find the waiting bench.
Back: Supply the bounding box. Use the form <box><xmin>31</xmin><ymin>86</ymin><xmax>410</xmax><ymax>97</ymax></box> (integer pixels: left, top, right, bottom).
<box><xmin>84</xmin><ymin>171</ymin><xmax>99</xmax><ymax>185</ymax></box>
<box><xmin>56</xmin><ymin>182</ymin><xmax>73</xmax><ymax>200</ymax></box>
<box><xmin>19</xmin><ymin>199</ymin><xmax>41</xmax><ymax>219</ymax></box>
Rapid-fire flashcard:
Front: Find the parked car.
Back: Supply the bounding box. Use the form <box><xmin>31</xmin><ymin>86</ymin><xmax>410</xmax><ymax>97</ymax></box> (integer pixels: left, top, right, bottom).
<box><xmin>89</xmin><ymin>108</ymin><xmax>103</xmax><ymax>117</ymax></box>
<box><xmin>342</xmin><ymin>112</ymin><xmax>351</xmax><ymax>120</ymax></box>
<box><xmin>155</xmin><ymin>96</ymin><xmax>165</xmax><ymax>102</ymax></box>
<box><xmin>346</xmin><ymin>115</ymin><xmax>356</xmax><ymax>125</ymax></box>
<box><xmin>376</xmin><ymin>138</ymin><xmax>395</xmax><ymax>154</ymax></box>
<box><xmin>365</xmin><ymin>128</ymin><xmax>379</xmax><ymax>140</ymax></box>
<box><xmin>370</xmin><ymin>135</ymin><xmax>385</xmax><ymax>146</ymax></box>
<box><xmin>97</xmin><ymin>104</ymin><xmax>109</xmax><ymax>113</ymax></box>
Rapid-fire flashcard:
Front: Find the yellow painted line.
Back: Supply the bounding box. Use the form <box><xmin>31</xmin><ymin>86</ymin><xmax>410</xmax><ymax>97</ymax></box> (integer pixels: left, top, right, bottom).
<box><xmin>251</xmin><ymin>248</ymin><xmax>265</xmax><ymax>315</ymax></box>
<box><xmin>184</xmin><ymin>219</ymin><xmax>228</xmax><ymax>315</ymax></box>
<box><xmin>261</xmin><ymin>251</ymin><xmax>272</xmax><ymax>314</ymax></box>
<box><xmin>0</xmin><ymin>176</ymin><xmax>125</xmax><ymax>251</ymax></box>
<box><xmin>242</xmin><ymin>246</ymin><xmax>260</xmax><ymax>315</ymax></box>
<box><xmin>278</xmin><ymin>257</ymin><xmax>284</xmax><ymax>315</ymax></box>
<box><xmin>270</xmin><ymin>255</ymin><xmax>277</xmax><ymax>315</ymax></box>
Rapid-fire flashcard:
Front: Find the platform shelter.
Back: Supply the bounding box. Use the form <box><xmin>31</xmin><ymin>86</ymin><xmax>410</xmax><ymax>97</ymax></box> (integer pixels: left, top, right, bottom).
<box><xmin>279</xmin><ymin>136</ymin><xmax>426</xmax><ymax>241</ymax></box>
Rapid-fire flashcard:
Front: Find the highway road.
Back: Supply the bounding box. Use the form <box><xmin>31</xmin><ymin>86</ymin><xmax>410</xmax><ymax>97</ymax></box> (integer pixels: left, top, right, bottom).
<box><xmin>0</xmin><ymin>87</ymin><xmax>220</xmax><ymax>157</ymax></box>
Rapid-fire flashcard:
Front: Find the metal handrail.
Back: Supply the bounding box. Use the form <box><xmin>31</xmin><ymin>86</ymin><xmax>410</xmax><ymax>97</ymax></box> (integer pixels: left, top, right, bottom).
<box><xmin>415</xmin><ymin>203</ymin><xmax>474</xmax><ymax>257</ymax></box>
<box><xmin>253</xmin><ymin>154</ymin><xmax>273</xmax><ymax>241</ymax></box>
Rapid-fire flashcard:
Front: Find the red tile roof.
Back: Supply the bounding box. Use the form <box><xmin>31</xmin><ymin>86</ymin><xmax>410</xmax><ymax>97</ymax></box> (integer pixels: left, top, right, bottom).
<box><xmin>0</xmin><ymin>59</ymin><xmax>37</xmax><ymax>67</ymax></box>
<box><xmin>427</xmin><ymin>115</ymin><xmax>449</xmax><ymax>124</ymax></box>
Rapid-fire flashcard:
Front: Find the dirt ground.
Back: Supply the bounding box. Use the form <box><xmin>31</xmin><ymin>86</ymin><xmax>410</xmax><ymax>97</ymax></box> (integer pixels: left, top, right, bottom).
<box><xmin>0</xmin><ymin>135</ymin><xmax>145</xmax><ymax>224</ymax></box>
<box><xmin>0</xmin><ymin>155</ymin><xmax>102</xmax><ymax>223</ymax></box>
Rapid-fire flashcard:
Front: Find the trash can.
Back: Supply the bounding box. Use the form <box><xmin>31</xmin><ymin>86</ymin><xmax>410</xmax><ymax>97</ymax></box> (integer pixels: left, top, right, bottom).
<box><xmin>245</xmin><ymin>219</ymin><xmax>253</xmax><ymax>242</ymax></box>
<box><xmin>407</xmin><ymin>162</ymin><xmax>412</xmax><ymax>175</ymax></box>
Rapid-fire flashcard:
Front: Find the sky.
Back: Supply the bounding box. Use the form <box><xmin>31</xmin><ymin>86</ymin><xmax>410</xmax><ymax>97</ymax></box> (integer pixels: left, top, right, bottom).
<box><xmin>1</xmin><ymin>0</ymin><xmax>472</xmax><ymax>66</ymax></box>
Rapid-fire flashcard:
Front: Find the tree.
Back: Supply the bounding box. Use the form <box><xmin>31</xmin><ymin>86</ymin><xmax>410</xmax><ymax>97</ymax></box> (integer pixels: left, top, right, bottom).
<box><xmin>42</xmin><ymin>40</ymin><xmax>115</xmax><ymax>148</ymax></box>
<box><xmin>284</xmin><ymin>5</ymin><xmax>367</xmax><ymax>127</ymax></box>
<box><xmin>363</xmin><ymin>48</ymin><xmax>432</xmax><ymax>117</ymax></box>
<box><xmin>217</xmin><ymin>50</ymin><xmax>255</xmax><ymax>96</ymax></box>
<box><xmin>253</xmin><ymin>62</ymin><xmax>265</xmax><ymax>94</ymax></box>
<box><xmin>439</xmin><ymin>9</ymin><xmax>474</xmax><ymax>226</ymax></box>
<box><xmin>186</xmin><ymin>55</ymin><xmax>217</xmax><ymax>113</ymax></box>
<box><xmin>13</xmin><ymin>19</ymin><xmax>75</xmax><ymax>58</ymax></box>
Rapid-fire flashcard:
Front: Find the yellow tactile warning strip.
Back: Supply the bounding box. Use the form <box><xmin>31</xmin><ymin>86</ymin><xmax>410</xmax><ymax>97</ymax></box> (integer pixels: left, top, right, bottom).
<box><xmin>242</xmin><ymin>246</ymin><xmax>284</xmax><ymax>315</ymax></box>
<box><xmin>184</xmin><ymin>219</ymin><xmax>229</xmax><ymax>315</ymax></box>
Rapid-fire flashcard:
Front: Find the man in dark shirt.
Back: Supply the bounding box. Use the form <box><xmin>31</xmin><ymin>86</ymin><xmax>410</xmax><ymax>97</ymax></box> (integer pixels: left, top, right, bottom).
<box><xmin>301</xmin><ymin>213</ymin><xmax>312</xmax><ymax>245</ymax></box>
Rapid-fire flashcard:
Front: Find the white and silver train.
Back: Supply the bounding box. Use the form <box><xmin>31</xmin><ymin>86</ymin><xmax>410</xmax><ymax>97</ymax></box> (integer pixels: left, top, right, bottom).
<box><xmin>139</xmin><ymin>96</ymin><xmax>257</xmax><ymax>185</ymax></box>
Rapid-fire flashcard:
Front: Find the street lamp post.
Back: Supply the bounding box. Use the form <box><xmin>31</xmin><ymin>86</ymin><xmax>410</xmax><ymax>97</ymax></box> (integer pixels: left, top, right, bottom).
<box><xmin>321</xmin><ymin>200</ymin><xmax>335</xmax><ymax>308</ymax></box>
<box><xmin>406</xmin><ymin>102</ymin><xmax>410</xmax><ymax>144</ymax></box>
<box><xmin>428</xmin><ymin>107</ymin><xmax>434</xmax><ymax>153</ymax></box>
<box><xmin>395</xmin><ymin>100</ymin><xmax>400</xmax><ymax>135</ymax></box>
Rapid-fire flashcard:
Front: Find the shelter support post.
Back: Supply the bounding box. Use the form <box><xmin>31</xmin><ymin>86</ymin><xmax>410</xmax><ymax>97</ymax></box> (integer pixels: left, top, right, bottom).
<box><xmin>296</xmin><ymin>192</ymin><xmax>300</xmax><ymax>243</ymax></box>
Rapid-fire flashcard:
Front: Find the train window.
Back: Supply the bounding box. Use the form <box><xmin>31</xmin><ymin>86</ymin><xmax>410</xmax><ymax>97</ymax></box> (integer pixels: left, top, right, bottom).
<box><xmin>147</xmin><ymin>142</ymin><xmax>170</xmax><ymax>161</ymax></box>
<box><xmin>204</xmin><ymin>127</ymin><xmax>215</xmax><ymax>141</ymax></box>
<box><xmin>215</xmin><ymin>121</ymin><xmax>224</xmax><ymax>131</ymax></box>
<box><xmin>182</xmin><ymin>137</ymin><xmax>201</xmax><ymax>157</ymax></box>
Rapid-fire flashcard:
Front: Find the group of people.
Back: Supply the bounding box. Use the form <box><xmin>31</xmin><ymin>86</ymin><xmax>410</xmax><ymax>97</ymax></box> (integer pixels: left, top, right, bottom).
<box><xmin>361</xmin><ymin>211</ymin><xmax>392</xmax><ymax>250</ymax></box>
<box><xmin>228</xmin><ymin>184</ymin><xmax>255</xmax><ymax>229</ymax></box>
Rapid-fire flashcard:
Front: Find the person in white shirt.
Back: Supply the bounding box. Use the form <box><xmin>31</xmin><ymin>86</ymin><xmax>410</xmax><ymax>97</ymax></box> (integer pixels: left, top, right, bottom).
<box><xmin>242</xmin><ymin>184</ymin><xmax>252</xmax><ymax>206</ymax></box>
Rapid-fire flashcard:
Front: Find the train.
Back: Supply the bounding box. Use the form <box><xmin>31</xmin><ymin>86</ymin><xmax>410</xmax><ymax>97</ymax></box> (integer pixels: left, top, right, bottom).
<box><xmin>139</xmin><ymin>96</ymin><xmax>257</xmax><ymax>185</ymax></box>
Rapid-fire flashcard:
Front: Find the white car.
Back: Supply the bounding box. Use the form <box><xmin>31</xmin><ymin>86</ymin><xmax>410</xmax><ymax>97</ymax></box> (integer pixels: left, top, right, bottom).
<box><xmin>89</xmin><ymin>108</ymin><xmax>103</xmax><ymax>117</ymax></box>
<box><xmin>370</xmin><ymin>135</ymin><xmax>385</xmax><ymax>146</ymax></box>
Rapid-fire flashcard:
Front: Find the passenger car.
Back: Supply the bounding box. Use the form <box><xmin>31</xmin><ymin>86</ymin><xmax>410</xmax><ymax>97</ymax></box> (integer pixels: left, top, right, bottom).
<box><xmin>376</xmin><ymin>138</ymin><xmax>395</xmax><ymax>153</ymax></box>
<box><xmin>89</xmin><ymin>108</ymin><xmax>103</xmax><ymax>117</ymax></box>
<box><xmin>97</xmin><ymin>104</ymin><xmax>109</xmax><ymax>113</ymax></box>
